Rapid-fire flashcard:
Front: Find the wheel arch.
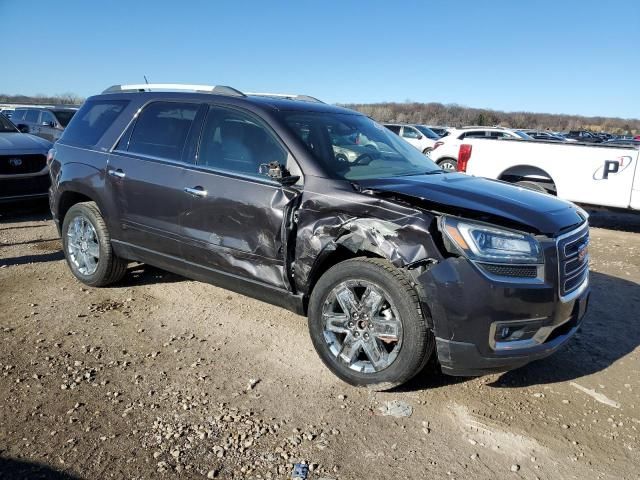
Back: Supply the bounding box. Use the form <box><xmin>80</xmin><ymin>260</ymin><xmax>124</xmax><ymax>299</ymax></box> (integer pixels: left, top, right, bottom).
<box><xmin>498</xmin><ymin>164</ymin><xmax>555</xmax><ymax>183</ymax></box>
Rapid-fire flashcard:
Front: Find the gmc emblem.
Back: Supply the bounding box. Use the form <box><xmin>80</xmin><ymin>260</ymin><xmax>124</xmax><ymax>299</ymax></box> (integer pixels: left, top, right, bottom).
<box><xmin>578</xmin><ymin>245</ymin><xmax>588</xmax><ymax>263</ymax></box>
<box><xmin>8</xmin><ymin>158</ymin><xmax>23</xmax><ymax>167</ymax></box>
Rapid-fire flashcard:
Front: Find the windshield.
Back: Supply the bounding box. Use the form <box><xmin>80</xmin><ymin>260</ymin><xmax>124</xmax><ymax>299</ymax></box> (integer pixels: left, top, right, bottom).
<box><xmin>52</xmin><ymin>110</ymin><xmax>76</xmax><ymax>127</ymax></box>
<box><xmin>280</xmin><ymin>111</ymin><xmax>442</xmax><ymax>180</ymax></box>
<box><xmin>0</xmin><ymin>114</ymin><xmax>18</xmax><ymax>133</ymax></box>
<box><xmin>514</xmin><ymin>130</ymin><xmax>533</xmax><ymax>140</ymax></box>
<box><xmin>415</xmin><ymin>125</ymin><xmax>440</xmax><ymax>140</ymax></box>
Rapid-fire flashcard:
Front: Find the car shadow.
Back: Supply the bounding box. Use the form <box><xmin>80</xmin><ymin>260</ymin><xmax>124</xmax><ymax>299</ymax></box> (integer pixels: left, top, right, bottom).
<box><xmin>0</xmin><ymin>250</ymin><xmax>65</xmax><ymax>267</ymax></box>
<box><xmin>113</xmin><ymin>263</ymin><xmax>186</xmax><ymax>287</ymax></box>
<box><xmin>0</xmin><ymin>456</ymin><xmax>81</xmax><ymax>479</ymax></box>
<box><xmin>1</xmin><ymin>237</ymin><xmax>60</xmax><ymax>247</ymax></box>
<box><xmin>397</xmin><ymin>271</ymin><xmax>640</xmax><ymax>391</ymax></box>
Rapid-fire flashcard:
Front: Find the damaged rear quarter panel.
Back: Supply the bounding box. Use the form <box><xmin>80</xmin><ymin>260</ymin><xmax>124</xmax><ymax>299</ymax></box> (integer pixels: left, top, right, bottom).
<box><xmin>293</xmin><ymin>176</ymin><xmax>443</xmax><ymax>297</ymax></box>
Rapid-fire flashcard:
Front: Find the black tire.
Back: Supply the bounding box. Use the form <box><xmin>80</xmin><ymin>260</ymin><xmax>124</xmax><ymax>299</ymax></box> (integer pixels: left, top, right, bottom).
<box><xmin>61</xmin><ymin>201</ymin><xmax>128</xmax><ymax>287</ymax></box>
<box><xmin>438</xmin><ymin>158</ymin><xmax>458</xmax><ymax>171</ymax></box>
<box><xmin>308</xmin><ymin>258</ymin><xmax>434</xmax><ymax>390</ymax></box>
<box><xmin>422</xmin><ymin>148</ymin><xmax>432</xmax><ymax>155</ymax></box>
<box><xmin>516</xmin><ymin>180</ymin><xmax>548</xmax><ymax>194</ymax></box>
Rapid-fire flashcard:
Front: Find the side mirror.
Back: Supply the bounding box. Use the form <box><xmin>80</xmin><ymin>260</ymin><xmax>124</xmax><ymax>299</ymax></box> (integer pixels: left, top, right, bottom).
<box><xmin>416</xmin><ymin>134</ymin><xmax>423</xmax><ymax>140</ymax></box>
<box><xmin>259</xmin><ymin>161</ymin><xmax>300</xmax><ymax>185</ymax></box>
<box><xmin>17</xmin><ymin>124</ymin><xmax>29</xmax><ymax>133</ymax></box>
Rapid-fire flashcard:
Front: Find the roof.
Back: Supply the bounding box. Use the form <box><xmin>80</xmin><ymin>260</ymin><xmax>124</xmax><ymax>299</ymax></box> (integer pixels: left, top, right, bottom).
<box><xmin>96</xmin><ymin>83</ymin><xmax>359</xmax><ymax>116</ymax></box>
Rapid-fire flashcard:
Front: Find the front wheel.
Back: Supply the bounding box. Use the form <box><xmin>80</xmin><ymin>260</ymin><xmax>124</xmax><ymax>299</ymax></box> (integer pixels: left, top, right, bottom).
<box><xmin>62</xmin><ymin>201</ymin><xmax>128</xmax><ymax>287</ymax></box>
<box><xmin>308</xmin><ymin>258</ymin><xmax>434</xmax><ymax>390</ymax></box>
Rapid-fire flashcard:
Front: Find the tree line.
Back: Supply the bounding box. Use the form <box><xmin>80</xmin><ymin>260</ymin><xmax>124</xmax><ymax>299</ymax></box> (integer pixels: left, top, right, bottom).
<box><xmin>0</xmin><ymin>93</ymin><xmax>84</xmax><ymax>106</ymax></box>
<box><xmin>341</xmin><ymin>102</ymin><xmax>639</xmax><ymax>135</ymax></box>
<box><xmin>3</xmin><ymin>93</ymin><xmax>637</xmax><ymax>135</ymax></box>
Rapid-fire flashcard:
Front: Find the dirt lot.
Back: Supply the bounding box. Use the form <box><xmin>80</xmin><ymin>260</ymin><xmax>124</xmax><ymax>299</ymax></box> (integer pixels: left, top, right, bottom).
<box><xmin>0</xmin><ymin>203</ymin><xmax>638</xmax><ymax>480</ymax></box>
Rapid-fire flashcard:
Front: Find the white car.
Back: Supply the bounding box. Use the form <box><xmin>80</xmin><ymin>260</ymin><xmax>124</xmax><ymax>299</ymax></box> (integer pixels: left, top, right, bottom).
<box><xmin>430</xmin><ymin>126</ymin><xmax>531</xmax><ymax>171</ymax></box>
<box><xmin>454</xmin><ymin>137</ymin><xmax>640</xmax><ymax>211</ymax></box>
<box><xmin>383</xmin><ymin>124</ymin><xmax>441</xmax><ymax>154</ymax></box>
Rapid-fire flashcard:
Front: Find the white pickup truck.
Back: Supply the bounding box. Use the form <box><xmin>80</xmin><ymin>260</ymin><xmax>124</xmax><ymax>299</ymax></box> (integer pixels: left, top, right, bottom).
<box><xmin>454</xmin><ymin>139</ymin><xmax>640</xmax><ymax>211</ymax></box>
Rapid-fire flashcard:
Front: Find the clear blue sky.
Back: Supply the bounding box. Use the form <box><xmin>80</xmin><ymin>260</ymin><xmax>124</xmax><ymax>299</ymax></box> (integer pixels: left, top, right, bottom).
<box><xmin>2</xmin><ymin>0</ymin><xmax>638</xmax><ymax>119</ymax></box>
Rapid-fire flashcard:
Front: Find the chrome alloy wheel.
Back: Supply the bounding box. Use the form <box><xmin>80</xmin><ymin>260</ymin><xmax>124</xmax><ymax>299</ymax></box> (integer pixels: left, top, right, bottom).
<box><xmin>321</xmin><ymin>280</ymin><xmax>403</xmax><ymax>373</ymax></box>
<box><xmin>440</xmin><ymin>160</ymin><xmax>456</xmax><ymax>171</ymax></box>
<box><xmin>66</xmin><ymin>215</ymin><xmax>100</xmax><ymax>276</ymax></box>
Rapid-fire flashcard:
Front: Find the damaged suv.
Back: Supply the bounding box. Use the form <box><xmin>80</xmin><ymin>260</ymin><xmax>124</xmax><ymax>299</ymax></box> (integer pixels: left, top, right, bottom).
<box><xmin>49</xmin><ymin>84</ymin><xmax>590</xmax><ymax>389</ymax></box>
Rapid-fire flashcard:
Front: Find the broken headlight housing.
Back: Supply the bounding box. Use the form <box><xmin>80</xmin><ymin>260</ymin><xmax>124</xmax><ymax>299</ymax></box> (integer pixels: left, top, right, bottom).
<box><xmin>440</xmin><ymin>217</ymin><xmax>543</xmax><ymax>265</ymax></box>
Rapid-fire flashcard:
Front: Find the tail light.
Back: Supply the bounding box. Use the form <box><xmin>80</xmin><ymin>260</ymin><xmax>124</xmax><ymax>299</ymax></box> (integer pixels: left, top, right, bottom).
<box><xmin>458</xmin><ymin>144</ymin><xmax>472</xmax><ymax>172</ymax></box>
<box><xmin>433</xmin><ymin>141</ymin><xmax>444</xmax><ymax>150</ymax></box>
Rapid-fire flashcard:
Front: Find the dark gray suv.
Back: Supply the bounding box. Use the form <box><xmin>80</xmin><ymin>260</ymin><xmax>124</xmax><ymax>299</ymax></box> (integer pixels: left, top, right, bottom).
<box><xmin>11</xmin><ymin>106</ymin><xmax>77</xmax><ymax>142</ymax></box>
<box><xmin>49</xmin><ymin>84</ymin><xmax>590</xmax><ymax>389</ymax></box>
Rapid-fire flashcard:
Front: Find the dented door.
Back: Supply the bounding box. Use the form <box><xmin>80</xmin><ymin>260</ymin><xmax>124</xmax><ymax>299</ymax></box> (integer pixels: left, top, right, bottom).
<box><xmin>179</xmin><ymin>168</ymin><xmax>298</xmax><ymax>289</ymax></box>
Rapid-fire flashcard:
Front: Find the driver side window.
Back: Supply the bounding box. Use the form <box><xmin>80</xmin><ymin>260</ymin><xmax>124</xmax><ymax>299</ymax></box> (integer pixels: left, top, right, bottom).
<box><xmin>198</xmin><ymin>106</ymin><xmax>287</xmax><ymax>179</ymax></box>
<box><xmin>40</xmin><ymin>111</ymin><xmax>56</xmax><ymax>125</ymax></box>
<box><xmin>402</xmin><ymin>127</ymin><xmax>420</xmax><ymax>139</ymax></box>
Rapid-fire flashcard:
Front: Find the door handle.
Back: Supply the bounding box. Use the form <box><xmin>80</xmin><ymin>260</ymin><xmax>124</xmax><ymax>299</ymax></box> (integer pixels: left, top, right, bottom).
<box><xmin>108</xmin><ymin>168</ymin><xmax>126</xmax><ymax>179</ymax></box>
<box><xmin>184</xmin><ymin>186</ymin><xmax>207</xmax><ymax>198</ymax></box>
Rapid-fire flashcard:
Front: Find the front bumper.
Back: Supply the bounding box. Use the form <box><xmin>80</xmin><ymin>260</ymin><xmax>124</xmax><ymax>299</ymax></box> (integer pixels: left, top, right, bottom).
<box><xmin>416</xmin><ymin>251</ymin><xmax>590</xmax><ymax>377</ymax></box>
<box><xmin>0</xmin><ymin>174</ymin><xmax>51</xmax><ymax>203</ymax></box>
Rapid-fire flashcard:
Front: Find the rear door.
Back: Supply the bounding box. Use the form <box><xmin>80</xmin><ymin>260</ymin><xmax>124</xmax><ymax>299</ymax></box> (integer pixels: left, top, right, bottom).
<box><xmin>179</xmin><ymin>104</ymin><xmax>302</xmax><ymax>289</ymax></box>
<box><xmin>38</xmin><ymin>110</ymin><xmax>58</xmax><ymax>142</ymax></box>
<box><xmin>23</xmin><ymin>109</ymin><xmax>40</xmax><ymax>136</ymax></box>
<box><xmin>107</xmin><ymin>100</ymin><xmax>204</xmax><ymax>259</ymax></box>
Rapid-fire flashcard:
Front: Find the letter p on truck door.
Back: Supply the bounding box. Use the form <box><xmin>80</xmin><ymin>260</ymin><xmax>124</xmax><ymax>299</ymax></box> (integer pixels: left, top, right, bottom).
<box><xmin>571</xmin><ymin>148</ymin><xmax>640</xmax><ymax>209</ymax></box>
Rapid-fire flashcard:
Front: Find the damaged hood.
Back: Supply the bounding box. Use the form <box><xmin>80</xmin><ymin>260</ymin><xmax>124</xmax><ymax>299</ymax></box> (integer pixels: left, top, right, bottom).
<box><xmin>356</xmin><ymin>173</ymin><xmax>584</xmax><ymax>236</ymax></box>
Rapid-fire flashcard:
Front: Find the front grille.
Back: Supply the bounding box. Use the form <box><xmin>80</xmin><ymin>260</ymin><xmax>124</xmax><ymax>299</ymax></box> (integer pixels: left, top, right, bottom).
<box><xmin>0</xmin><ymin>154</ymin><xmax>47</xmax><ymax>175</ymax></box>
<box><xmin>0</xmin><ymin>174</ymin><xmax>50</xmax><ymax>198</ymax></box>
<box><xmin>478</xmin><ymin>263</ymin><xmax>538</xmax><ymax>278</ymax></box>
<box><xmin>557</xmin><ymin>224</ymin><xmax>589</xmax><ymax>298</ymax></box>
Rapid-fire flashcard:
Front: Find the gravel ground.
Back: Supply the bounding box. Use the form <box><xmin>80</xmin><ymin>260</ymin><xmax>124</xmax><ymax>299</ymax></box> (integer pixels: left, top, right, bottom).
<box><xmin>0</xmin><ymin>202</ymin><xmax>638</xmax><ymax>480</ymax></box>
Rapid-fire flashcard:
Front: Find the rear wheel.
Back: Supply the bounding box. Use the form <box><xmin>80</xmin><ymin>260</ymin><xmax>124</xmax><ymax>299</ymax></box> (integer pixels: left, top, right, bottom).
<box><xmin>308</xmin><ymin>258</ymin><xmax>434</xmax><ymax>390</ymax></box>
<box><xmin>62</xmin><ymin>202</ymin><xmax>128</xmax><ymax>287</ymax></box>
<box><xmin>438</xmin><ymin>158</ymin><xmax>458</xmax><ymax>171</ymax></box>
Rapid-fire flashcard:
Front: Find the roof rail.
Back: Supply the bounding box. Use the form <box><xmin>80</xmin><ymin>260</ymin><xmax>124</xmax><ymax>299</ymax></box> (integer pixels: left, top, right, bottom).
<box><xmin>244</xmin><ymin>92</ymin><xmax>325</xmax><ymax>103</ymax></box>
<box><xmin>460</xmin><ymin>125</ymin><xmax>506</xmax><ymax>129</ymax></box>
<box><xmin>102</xmin><ymin>84</ymin><xmax>246</xmax><ymax>97</ymax></box>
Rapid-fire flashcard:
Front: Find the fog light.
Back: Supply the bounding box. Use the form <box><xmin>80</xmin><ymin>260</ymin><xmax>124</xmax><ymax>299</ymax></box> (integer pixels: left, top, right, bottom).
<box><xmin>491</xmin><ymin>319</ymin><xmax>545</xmax><ymax>349</ymax></box>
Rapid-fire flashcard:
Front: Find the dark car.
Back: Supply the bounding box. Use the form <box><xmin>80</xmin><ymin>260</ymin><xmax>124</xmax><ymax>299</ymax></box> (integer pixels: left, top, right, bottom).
<box><xmin>565</xmin><ymin>130</ymin><xmax>603</xmax><ymax>143</ymax></box>
<box><xmin>519</xmin><ymin>129</ymin><xmax>567</xmax><ymax>142</ymax></box>
<box><xmin>11</xmin><ymin>107</ymin><xmax>77</xmax><ymax>142</ymax></box>
<box><xmin>0</xmin><ymin>113</ymin><xmax>53</xmax><ymax>203</ymax></box>
<box><xmin>48</xmin><ymin>84</ymin><xmax>590</xmax><ymax>389</ymax></box>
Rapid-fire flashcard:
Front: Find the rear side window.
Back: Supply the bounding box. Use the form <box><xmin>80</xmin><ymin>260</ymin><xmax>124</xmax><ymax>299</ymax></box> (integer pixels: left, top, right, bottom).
<box><xmin>385</xmin><ymin>125</ymin><xmax>401</xmax><ymax>134</ymax></box>
<box><xmin>61</xmin><ymin>99</ymin><xmax>128</xmax><ymax>147</ymax></box>
<box><xmin>24</xmin><ymin>110</ymin><xmax>39</xmax><ymax>123</ymax></box>
<box><xmin>127</xmin><ymin>102</ymin><xmax>199</xmax><ymax>161</ymax></box>
<box><xmin>12</xmin><ymin>109</ymin><xmax>26</xmax><ymax>121</ymax></box>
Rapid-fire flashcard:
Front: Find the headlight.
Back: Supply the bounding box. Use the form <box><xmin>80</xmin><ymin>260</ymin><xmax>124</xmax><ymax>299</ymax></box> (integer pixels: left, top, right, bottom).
<box><xmin>440</xmin><ymin>217</ymin><xmax>543</xmax><ymax>264</ymax></box>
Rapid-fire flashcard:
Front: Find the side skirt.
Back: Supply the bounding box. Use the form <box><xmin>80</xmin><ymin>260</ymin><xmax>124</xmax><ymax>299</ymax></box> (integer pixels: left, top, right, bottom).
<box><xmin>112</xmin><ymin>240</ymin><xmax>306</xmax><ymax>315</ymax></box>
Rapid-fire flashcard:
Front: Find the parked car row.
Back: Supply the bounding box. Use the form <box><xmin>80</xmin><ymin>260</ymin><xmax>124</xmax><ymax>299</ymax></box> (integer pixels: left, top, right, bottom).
<box><xmin>10</xmin><ymin>106</ymin><xmax>78</xmax><ymax>142</ymax></box>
